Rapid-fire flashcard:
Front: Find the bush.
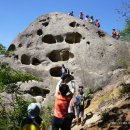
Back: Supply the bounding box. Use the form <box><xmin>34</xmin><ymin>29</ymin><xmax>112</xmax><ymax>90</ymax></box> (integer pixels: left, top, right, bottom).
<box><xmin>120</xmin><ymin>82</ymin><xmax>130</xmax><ymax>94</ymax></box>
<box><xmin>0</xmin><ymin>95</ymin><xmax>34</xmax><ymax>130</ymax></box>
<box><xmin>0</xmin><ymin>62</ymin><xmax>42</xmax><ymax>92</ymax></box>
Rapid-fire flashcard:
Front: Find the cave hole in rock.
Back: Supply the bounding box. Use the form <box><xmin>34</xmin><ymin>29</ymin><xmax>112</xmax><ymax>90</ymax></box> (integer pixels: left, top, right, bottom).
<box><xmin>47</xmin><ymin>50</ymin><xmax>74</xmax><ymax>62</ymax></box>
<box><xmin>96</xmin><ymin>31</ymin><xmax>106</xmax><ymax>38</ymax></box>
<box><xmin>65</xmin><ymin>32</ymin><xmax>82</xmax><ymax>44</ymax></box>
<box><xmin>32</xmin><ymin>58</ymin><xmax>41</xmax><ymax>65</ymax></box>
<box><xmin>42</xmin><ymin>22</ymin><xmax>49</xmax><ymax>27</ymax></box>
<box><xmin>50</xmin><ymin>66</ymin><xmax>62</xmax><ymax>77</ymax></box>
<box><xmin>28</xmin><ymin>86</ymin><xmax>50</xmax><ymax>97</ymax></box>
<box><xmin>21</xmin><ymin>54</ymin><xmax>30</xmax><ymax>65</ymax></box>
<box><xmin>55</xmin><ymin>35</ymin><xmax>64</xmax><ymax>42</ymax></box>
<box><xmin>42</xmin><ymin>34</ymin><xmax>56</xmax><ymax>44</ymax></box>
<box><xmin>69</xmin><ymin>22</ymin><xmax>76</xmax><ymax>27</ymax></box>
<box><xmin>86</xmin><ymin>41</ymin><xmax>90</xmax><ymax>45</ymax></box>
<box><xmin>27</xmin><ymin>42</ymin><xmax>33</xmax><ymax>48</ymax></box>
<box><xmin>18</xmin><ymin>43</ymin><xmax>22</xmax><ymax>48</ymax></box>
<box><xmin>8</xmin><ymin>44</ymin><xmax>16</xmax><ymax>51</ymax></box>
<box><xmin>37</xmin><ymin>29</ymin><xmax>43</xmax><ymax>36</ymax></box>
<box><xmin>39</xmin><ymin>19</ymin><xmax>46</xmax><ymax>22</ymax></box>
<box><xmin>14</xmin><ymin>55</ymin><xmax>18</xmax><ymax>60</ymax></box>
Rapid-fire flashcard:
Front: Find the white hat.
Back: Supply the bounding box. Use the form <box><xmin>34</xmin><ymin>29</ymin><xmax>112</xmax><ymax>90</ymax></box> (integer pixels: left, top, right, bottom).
<box><xmin>27</xmin><ymin>103</ymin><xmax>41</xmax><ymax>119</ymax></box>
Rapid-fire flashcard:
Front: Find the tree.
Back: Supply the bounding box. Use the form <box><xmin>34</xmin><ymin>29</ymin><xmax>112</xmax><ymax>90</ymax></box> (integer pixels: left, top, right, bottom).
<box><xmin>117</xmin><ymin>1</ymin><xmax>130</xmax><ymax>41</ymax></box>
<box><xmin>0</xmin><ymin>43</ymin><xmax>6</xmax><ymax>55</ymax></box>
<box><xmin>120</xmin><ymin>21</ymin><xmax>130</xmax><ymax>41</ymax></box>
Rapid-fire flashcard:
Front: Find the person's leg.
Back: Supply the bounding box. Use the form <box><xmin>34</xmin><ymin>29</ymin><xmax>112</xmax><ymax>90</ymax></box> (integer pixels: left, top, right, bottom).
<box><xmin>80</xmin><ymin>111</ymin><xmax>84</xmax><ymax>126</ymax></box>
<box><xmin>52</xmin><ymin>117</ymin><xmax>60</xmax><ymax>130</ymax></box>
<box><xmin>76</xmin><ymin>107</ymin><xmax>80</xmax><ymax>125</ymax></box>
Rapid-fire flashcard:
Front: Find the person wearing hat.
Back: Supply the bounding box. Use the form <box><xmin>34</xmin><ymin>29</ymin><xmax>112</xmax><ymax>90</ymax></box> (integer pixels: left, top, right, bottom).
<box><xmin>52</xmin><ymin>79</ymin><xmax>75</xmax><ymax>130</ymax></box>
<box><xmin>20</xmin><ymin>103</ymin><xmax>45</xmax><ymax>130</ymax></box>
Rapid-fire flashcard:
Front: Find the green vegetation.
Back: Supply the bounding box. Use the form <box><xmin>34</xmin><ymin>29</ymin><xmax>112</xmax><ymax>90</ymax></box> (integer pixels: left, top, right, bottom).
<box><xmin>0</xmin><ymin>95</ymin><xmax>34</xmax><ymax>130</ymax></box>
<box><xmin>120</xmin><ymin>21</ymin><xmax>130</xmax><ymax>41</ymax></box>
<box><xmin>85</xmin><ymin>88</ymin><xmax>94</xmax><ymax>99</ymax></box>
<box><xmin>0</xmin><ymin>43</ymin><xmax>6</xmax><ymax>55</ymax></box>
<box><xmin>120</xmin><ymin>82</ymin><xmax>130</xmax><ymax>94</ymax></box>
<box><xmin>0</xmin><ymin>62</ymin><xmax>42</xmax><ymax>92</ymax></box>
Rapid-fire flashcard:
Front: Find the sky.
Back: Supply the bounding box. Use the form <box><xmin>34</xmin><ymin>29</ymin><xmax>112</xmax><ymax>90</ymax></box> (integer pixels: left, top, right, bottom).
<box><xmin>0</xmin><ymin>0</ymin><xmax>128</xmax><ymax>48</ymax></box>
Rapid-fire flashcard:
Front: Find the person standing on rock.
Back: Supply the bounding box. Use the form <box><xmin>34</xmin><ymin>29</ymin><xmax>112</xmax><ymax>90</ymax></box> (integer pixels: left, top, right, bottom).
<box><xmin>68</xmin><ymin>98</ymin><xmax>76</xmax><ymax>129</ymax></box>
<box><xmin>52</xmin><ymin>78</ymin><xmax>75</xmax><ymax>130</ymax></box>
<box><xmin>75</xmin><ymin>87</ymin><xmax>85</xmax><ymax>126</ymax></box>
<box><xmin>79</xmin><ymin>11</ymin><xmax>84</xmax><ymax>20</ymax></box>
<box><xmin>20</xmin><ymin>103</ymin><xmax>45</xmax><ymax>130</ymax></box>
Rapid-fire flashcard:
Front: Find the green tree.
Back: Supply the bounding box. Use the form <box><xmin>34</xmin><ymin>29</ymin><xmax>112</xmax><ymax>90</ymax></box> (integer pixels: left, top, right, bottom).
<box><xmin>117</xmin><ymin>1</ymin><xmax>130</xmax><ymax>41</ymax></box>
<box><xmin>120</xmin><ymin>21</ymin><xmax>130</xmax><ymax>41</ymax></box>
<box><xmin>0</xmin><ymin>43</ymin><xmax>6</xmax><ymax>55</ymax></box>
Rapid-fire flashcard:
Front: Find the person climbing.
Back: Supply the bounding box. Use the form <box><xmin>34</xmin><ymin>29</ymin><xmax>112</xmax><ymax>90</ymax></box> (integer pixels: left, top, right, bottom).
<box><xmin>75</xmin><ymin>87</ymin><xmax>85</xmax><ymax>126</ymax></box>
<box><xmin>85</xmin><ymin>15</ymin><xmax>89</xmax><ymax>22</ymax></box>
<box><xmin>95</xmin><ymin>19</ymin><xmax>100</xmax><ymax>28</ymax></box>
<box><xmin>68</xmin><ymin>11</ymin><xmax>74</xmax><ymax>16</ymax></box>
<box><xmin>61</xmin><ymin>64</ymin><xmax>70</xmax><ymax>81</ymax></box>
<box><xmin>89</xmin><ymin>16</ymin><xmax>94</xmax><ymax>24</ymax></box>
<box><xmin>112</xmin><ymin>29</ymin><xmax>117</xmax><ymax>39</ymax></box>
<box><xmin>52</xmin><ymin>79</ymin><xmax>75</xmax><ymax>130</ymax></box>
<box><xmin>79</xmin><ymin>11</ymin><xmax>84</xmax><ymax>20</ymax></box>
<box><xmin>68</xmin><ymin>98</ymin><xmax>76</xmax><ymax>129</ymax></box>
<box><xmin>20</xmin><ymin>103</ymin><xmax>45</xmax><ymax>130</ymax></box>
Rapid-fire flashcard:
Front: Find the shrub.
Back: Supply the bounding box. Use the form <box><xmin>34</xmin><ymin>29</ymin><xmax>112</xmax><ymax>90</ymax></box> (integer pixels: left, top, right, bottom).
<box><xmin>120</xmin><ymin>82</ymin><xmax>130</xmax><ymax>94</ymax></box>
<box><xmin>0</xmin><ymin>62</ymin><xmax>42</xmax><ymax>92</ymax></box>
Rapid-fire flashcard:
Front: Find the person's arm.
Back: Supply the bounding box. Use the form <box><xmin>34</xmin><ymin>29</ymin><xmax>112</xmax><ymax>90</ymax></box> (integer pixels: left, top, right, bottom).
<box><xmin>69</xmin><ymin>80</ymin><xmax>75</xmax><ymax>94</ymax></box>
<box><xmin>55</xmin><ymin>79</ymin><xmax>62</xmax><ymax>93</ymax></box>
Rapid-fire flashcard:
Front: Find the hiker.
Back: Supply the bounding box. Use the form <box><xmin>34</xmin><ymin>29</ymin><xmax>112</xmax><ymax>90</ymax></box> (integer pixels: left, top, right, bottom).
<box><xmin>79</xmin><ymin>11</ymin><xmax>84</xmax><ymax>20</ymax></box>
<box><xmin>112</xmin><ymin>29</ymin><xmax>117</xmax><ymax>39</ymax></box>
<box><xmin>61</xmin><ymin>64</ymin><xmax>70</xmax><ymax>81</ymax></box>
<box><xmin>68</xmin><ymin>11</ymin><xmax>74</xmax><ymax>16</ymax></box>
<box><xmin>95</xmin><ymin>19</ymin><xmax>100</xmax><ymax>28</ymax></box>
<box><xmin>52</xmin><ymin>78</ymin><xmax>75</xmax><ymax>130</ymax></box>
<box><xmin>75</xmin><ymin>88</ymin><xmax>85</xmax><ymax>126</ymax></box>
<box><xmin>20</xmin><ymin>103</ymin><xmax>45</xmax><ymax>130</ymax></box>
<box><xmin>85</xmin><ymin>15</ymin><xmax>89</xmax><ymax>22</ymax></box>
<box><xmin>89</xmin><ymin>16</ymin><xmax>94</xmax><ymax>24</ymax></box>
<box><xmin>68</xmin><ymin>98</ymin><xmax>75</xmax><ymax>129</ymax></box>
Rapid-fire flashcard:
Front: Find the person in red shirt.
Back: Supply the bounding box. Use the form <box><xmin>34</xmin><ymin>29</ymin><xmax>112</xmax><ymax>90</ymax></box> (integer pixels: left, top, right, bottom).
<box><xmin>52</xmin><ymin>79</ymin><xmax>75</xmax><ymax>130</ymax></box>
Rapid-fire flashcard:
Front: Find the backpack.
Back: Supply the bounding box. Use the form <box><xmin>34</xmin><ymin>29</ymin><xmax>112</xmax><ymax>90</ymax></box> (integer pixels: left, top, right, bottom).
<box><xmin>76</xmin><ymin>95</ymin><xmax>84</xmax><ymax>108</ymax></box>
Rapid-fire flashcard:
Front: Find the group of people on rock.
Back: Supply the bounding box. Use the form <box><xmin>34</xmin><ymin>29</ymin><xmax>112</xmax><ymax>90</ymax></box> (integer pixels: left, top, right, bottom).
<box><xmin>68</xmin><ymin>11</ymin><xmax>100</xmax><ymax>28</ymax></box>
<box><xmin>20</xmin><ymin>64</ymin><xmax>85</xmax><ymax>130</ymax></box>
<box><xmin>68</xmin><ymin>11</ymin><xmax>120</xmax><ymax>40</ymax></box>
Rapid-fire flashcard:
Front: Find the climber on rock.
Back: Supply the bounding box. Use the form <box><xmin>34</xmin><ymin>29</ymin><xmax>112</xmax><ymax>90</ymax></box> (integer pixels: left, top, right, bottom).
<box><xmin>61</xmin><ymin>64</ymin><xmax>70</xmax><ymax>81</ymax></box>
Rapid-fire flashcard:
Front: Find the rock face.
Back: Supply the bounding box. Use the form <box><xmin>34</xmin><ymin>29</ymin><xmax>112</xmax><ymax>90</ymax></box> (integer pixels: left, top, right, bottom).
<box><xmin>4</xmin><ymin>12</ymin><xmax>130</xmax><ymax>92</ymax></box>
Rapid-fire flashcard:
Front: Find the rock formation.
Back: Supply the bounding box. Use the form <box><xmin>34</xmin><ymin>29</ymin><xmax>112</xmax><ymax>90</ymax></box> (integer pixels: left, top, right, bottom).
<box><xmin>1</xmin><ymin>12</ymin><xmax>130</xmax><ymax>129</ymax></box>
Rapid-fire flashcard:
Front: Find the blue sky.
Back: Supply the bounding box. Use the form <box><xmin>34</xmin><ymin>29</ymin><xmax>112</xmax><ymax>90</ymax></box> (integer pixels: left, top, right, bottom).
<box><xmin>0</xmin><ymin>0</ymin><xmax>128</xmax><ymax>48</ymax></box>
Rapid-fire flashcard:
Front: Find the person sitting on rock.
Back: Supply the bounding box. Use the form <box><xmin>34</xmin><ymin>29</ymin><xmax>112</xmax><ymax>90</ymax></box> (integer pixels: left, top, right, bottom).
<box><xmin>89</xmin><ymin>16</ymin><xmax>94</xmax><ymax>24</ymax></box>
<box><xmin>52</xmin><ymin>79</ymin><xmax>75</xmax><ymax>130</ymax></box>
<box><xmin>20</xmin><ymin>103</ymin><xmax>45</xmax><ymax>130</ymax></box>
<box><xmin>61</xmin><ymin>64</ymin><xmax>70</xmax><ymax>81</ymax></box>
<box><xmin>68</xmin><ymin>11</ymin><xmax>74</xmax><ymax>16</ymax></box>
<box><xmin>112</xmin><ymin>29</ymin><xmax>117</xmax><ymax>39</ymax></box>
<box><xmin>95</xmin><ymin>19</ymin><xmax>100</xmax><ymax>28</ymax></box>
<box><xmin>85</xmin><ymin>15</ymin><xmax>89</xmax><ymax>22</ymax></box>
<box><xmin>79</xmin><ymin>11</ymin><xmax>84</xmax><ymax>20</ymax></box>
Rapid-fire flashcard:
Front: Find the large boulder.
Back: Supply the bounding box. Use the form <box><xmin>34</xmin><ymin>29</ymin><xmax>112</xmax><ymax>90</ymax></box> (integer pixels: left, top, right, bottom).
<box><xmin>3</xmin><ymin>12</ymin><xmax>130</xmax><ymax>92</ymax></box>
